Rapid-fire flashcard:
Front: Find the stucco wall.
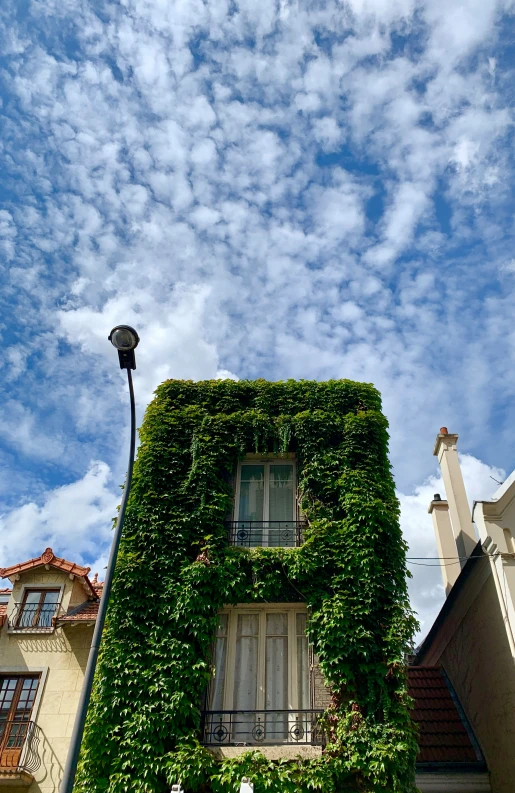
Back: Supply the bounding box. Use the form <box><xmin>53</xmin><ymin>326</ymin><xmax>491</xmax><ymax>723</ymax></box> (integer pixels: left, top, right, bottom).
<box><xmin>0</xmin><ymin>568</ymin><xmax>94</xmax><ymax>793</ymax></box>
<box><xmin>440</xmin><ymin>574</ymin><xmax>515</xmax><ymax>793</ymax></box>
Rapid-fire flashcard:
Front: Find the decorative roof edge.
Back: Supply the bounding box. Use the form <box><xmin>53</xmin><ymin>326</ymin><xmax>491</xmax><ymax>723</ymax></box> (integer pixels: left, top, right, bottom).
<box><xmin>0</xmin><ymin>547</ymin><xmax>97</xmax><ymax>597</ymax></box>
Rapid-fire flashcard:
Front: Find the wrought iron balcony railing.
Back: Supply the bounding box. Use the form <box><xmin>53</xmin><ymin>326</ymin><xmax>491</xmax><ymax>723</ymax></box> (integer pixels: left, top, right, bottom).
<box><xmin>8</xmin><ymin>602</ymin><xmax>61</xmax><ymax>631</ymax></box>
<box><xmin>201</xmin><ymin>709</ymin><xmax>325</xmax><ymax>746</ymax></box>
<box><xmin>226</xmin><ymin>521</ymin><xmax>307</xmax><ymax>548</ymax></box>
<box><xmin>0</xmin><ymin>720</ymin><xmax>42</xmax><ymax>775</ymax></box>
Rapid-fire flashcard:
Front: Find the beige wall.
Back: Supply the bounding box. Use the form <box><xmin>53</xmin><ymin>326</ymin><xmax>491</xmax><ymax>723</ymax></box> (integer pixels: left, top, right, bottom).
<box><xmin>0</xmin><ymin>568</ymin><xmax>93</xmax><ymax>793</ymax></box>
<box><xmin>440</xmin><ymin>573</ymin><xmax>515</xmax><ymax>793</ymax></box>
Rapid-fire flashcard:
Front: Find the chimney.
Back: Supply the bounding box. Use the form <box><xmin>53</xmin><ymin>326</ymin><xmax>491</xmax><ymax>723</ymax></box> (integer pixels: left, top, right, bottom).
<box><xmin>433</xmin><ymin>429</ymin><xmax>477</xmax><ymax>559</ymax></box>
<box><xmin>428</xmin><ymin>494</ymin><xmax>460</xmax><ymax>595</ymax></box>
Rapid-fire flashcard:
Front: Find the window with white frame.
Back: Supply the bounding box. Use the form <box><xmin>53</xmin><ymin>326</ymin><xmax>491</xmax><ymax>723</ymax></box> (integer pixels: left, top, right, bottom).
<box><xmin>207</xmin><ymin>606</ymin><xmax>309</xmax><ymax>744</ymax></box>
<box><xmin>232</xmin><ymin>460</ymin><xmax>298</xmax><ymax>547</ymax></box>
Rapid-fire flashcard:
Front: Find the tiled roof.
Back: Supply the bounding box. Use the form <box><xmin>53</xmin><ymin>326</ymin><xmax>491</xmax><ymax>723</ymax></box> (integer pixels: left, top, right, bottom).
<box><xmin>0</xmin><ymin>548</ymin><xmax>97</xmax><ymax>597</ymax></box>
<box><xmin>409</xmin><ymin>666</ymin><xmax>481</xmax><ymax>765</ymax></box>
<box><xmin>58</xmin><ymin>599</ymin><xmax>100</xmax><ymax>623</ymax></box>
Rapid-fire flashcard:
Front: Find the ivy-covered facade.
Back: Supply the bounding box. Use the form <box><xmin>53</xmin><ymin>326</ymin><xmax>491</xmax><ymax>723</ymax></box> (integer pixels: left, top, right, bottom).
<box><xmin>76</xmin><ymin>379</ymin><xmax>418</xmax><ymax>793</ymax></box>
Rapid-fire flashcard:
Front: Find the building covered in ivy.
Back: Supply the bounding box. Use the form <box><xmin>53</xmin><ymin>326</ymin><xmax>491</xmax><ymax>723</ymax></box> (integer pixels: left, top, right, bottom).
<box><xmin>19</xmin><ymin>378</ymin><xmax>483</xmax><ymax>793</ymax></box>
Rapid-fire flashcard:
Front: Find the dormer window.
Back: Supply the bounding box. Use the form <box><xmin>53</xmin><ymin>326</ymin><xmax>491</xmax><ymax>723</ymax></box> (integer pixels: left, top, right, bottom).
<box><xmin>14</xmin><ymin>589</ymin><xmax>60</xmax><ymax>630</ymax></box>
<box><xmin>228</xmin><ymin>459</ymin><xmax>305</xmax><ymax>547</ymax></box>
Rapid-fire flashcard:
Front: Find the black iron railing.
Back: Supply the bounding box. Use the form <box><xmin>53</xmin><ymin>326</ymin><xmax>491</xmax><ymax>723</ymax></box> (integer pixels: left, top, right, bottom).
<box><xmin>0</xmin><ymin>720</ymin><xmax>42</xmax><ymax>775</ymax></box>
<box><xmin>226</xmin><ymin>521</ymin><xmax>307</xmax><ymax>548</ymax></box>
<box><xmin>201</xmin><ymin>710</ymin><xmax>325</xmax><ymax>746</ymax></box>
<box><xmin>8</xmin><ymin>602</ymin><xmax>61</xmax><ymax>631</ymax></box>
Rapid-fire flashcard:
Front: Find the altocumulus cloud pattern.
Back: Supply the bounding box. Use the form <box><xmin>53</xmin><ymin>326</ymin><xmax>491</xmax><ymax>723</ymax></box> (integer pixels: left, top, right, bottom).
<box><xmin>1</xmin><ymin>0</ymin><xmax>515</xmax><ymax>637</ymax></box>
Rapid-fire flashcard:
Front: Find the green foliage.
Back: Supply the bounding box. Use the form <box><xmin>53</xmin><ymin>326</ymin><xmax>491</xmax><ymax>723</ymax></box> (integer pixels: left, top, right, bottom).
<box><xmin>76</xmin><ymin>379</ymin><xmax>418</xmax><ymax>793</ymax></box>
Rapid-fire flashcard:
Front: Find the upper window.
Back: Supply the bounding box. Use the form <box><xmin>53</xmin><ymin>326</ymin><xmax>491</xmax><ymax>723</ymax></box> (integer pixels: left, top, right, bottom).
<box><xmin>231</xmin><ymin>461</ymin><xmax>302</xmax><ymax>547</ymax></box>
<box><xmin>15</xmin><ymin>589</ymin><xmax>60</xmax><ymax>630</ymax></box>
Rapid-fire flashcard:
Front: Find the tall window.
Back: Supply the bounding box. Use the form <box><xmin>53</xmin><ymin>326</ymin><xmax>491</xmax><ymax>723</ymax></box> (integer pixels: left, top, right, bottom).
<box><xmin>0</xmin><ymin>676</ymin><xmax>39</xmax><ymax>768</ymax></box>
<box><xmin>16</xmin><ymin>589</ymin><xmax>60</xmax><ymax>629</ymax></box>
<box><xmin>234</xmin><ymin>462</ymin><xmax>296</xmax><ymax>547</ymax></box>
<box><xmin>207</xmin><ymin>607</ymin><xmax>309</xmax><ymax>744</ymax></box>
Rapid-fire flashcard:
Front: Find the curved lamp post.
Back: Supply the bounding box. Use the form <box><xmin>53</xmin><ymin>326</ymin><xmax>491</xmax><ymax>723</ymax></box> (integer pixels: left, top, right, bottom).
<box><xmin>60</xmin><ymin>326</ymin><xmax>140</xmax><ymax>793</ymax></box>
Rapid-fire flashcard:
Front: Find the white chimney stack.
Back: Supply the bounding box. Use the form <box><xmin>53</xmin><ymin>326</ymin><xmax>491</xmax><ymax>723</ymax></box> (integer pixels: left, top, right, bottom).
<box><xmin>428</xmin><ymin>494</ymin><xmax>460</xmax><ymax>595</ymax></box>
<box><xmin>433</xmin><ymin>428</ymin><xmax>477</xmax><ymax>560</ymax></box>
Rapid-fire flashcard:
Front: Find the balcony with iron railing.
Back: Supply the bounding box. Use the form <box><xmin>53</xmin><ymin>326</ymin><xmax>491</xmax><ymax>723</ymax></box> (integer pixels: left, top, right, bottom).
<box><xmin>225</xmin><ymin>521</ymin><xmax>307</xmax><ymax>548</ymax></box>
<box><xmin>201</xmin><ymin>709</ymin><xmax>325</xmax><ymax>747</ymax></box>
<box><xmin>0</xmin><ymin>720</ymin><xmax>42</xmax><ymax>784</ymax></box>
<box><xmin>7</xmin><ymin>602</ymin><xmax>61</xmax><ymax>632</ymax></box>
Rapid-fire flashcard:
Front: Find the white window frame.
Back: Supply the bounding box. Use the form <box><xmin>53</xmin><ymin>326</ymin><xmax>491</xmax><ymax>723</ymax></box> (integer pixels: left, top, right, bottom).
<box><xmin>234</xmin><ymin>458</ymin><xmax>297</xmax><ymax>525</ymax></box>
<box><xmin>211</xmin><ymin>604</ymin><xmax>309</xmax><ymax>744</ymax></box>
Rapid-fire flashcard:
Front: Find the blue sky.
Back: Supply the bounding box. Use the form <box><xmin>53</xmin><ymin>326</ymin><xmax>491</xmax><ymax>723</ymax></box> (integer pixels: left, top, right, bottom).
<box><xmin>1</xmin><ymin>0</ymin><xmax>515</xmax><ymax>637</ymax></box>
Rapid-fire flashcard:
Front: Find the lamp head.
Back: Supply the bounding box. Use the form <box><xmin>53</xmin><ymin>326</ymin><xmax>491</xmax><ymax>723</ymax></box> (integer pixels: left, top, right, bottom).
<box><xmin>108</xmin><ymin>325</ymin><xmax>140</xmax><ymax>370</ymax></box>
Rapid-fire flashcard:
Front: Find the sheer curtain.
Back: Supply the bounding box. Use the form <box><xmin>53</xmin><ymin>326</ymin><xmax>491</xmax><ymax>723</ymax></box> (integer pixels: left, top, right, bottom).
<box><xmin>238</xmin><ymin>466</ymin><xmax>264</xmax><ymax>547</ymax></box>
<box><xmin>296</xmin><ymin>613</ymin><xmax>310</xmax><ymax>740</ymax></box>
<box><xmin>234</xmin><ymin>614</ymin><xmax>259</xmax><ymax>741</ymax></box>
<box><xmin>265</xmin><ymin>613</ymin><xmax>288</xmax><ymax>740</ymax></box>
<box><xmin>268</xmin><ymin>465</ymin><xmax>294</xmax><ymax>546</ymax></box>
<box><xmin>211</xmin><ymin>614</ymin><xmax>228</xmax><ymax>711</ymax></box>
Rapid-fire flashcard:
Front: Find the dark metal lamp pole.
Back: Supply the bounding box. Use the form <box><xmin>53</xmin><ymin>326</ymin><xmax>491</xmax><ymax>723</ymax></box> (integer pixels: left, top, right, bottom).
<box><xmin>60</xmin><ymin>325</ymin><xmax>140</xmax><ymax>793</ymax></box>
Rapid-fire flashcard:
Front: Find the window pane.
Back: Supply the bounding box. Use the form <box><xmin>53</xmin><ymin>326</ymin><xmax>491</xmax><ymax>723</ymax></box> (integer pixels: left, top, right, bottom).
<box><xmin>265</xmin><ymin>613</ymin><xmax>288</xmax><ymax>740</ymax></box>
<box><xmin>297</xmin><ymin>637</ymin><xmax>309</xmax><ymax>710</ymax></box>
<box><xmin>43</xmin><ymin>591</ymin><xmax>60</xmax><ymax>604</ymax></box>
<box><xmin>268</xmin><ymin>466</ymin><xmax>294</xmax><ymax>532</ymax></box>
<box><xmin>39</xmin><ymin>592</ymin><xmax>59</xmax><ymax>627</ymax></box>
<box><xmin>211</xmin><ymin>614</ymin><xmax>228</xmax><ymax>711</ymax></box>
<box><xmin>238</xmin><ymin>466</ymin><xmax>264</xmax><ymax>522</ymax></box>
<box><xmin>24</xmin><ymin>592</ymin><xmax>41</xmax><ymax>604</ymax></box>
<box><xmin>211</xmin><ymin>637</ymin><xmax>227</xmax><ymax>711</ymax></box>
<box><xmin>216</xmin><ymin>613</ymin><xmax>228</xmax><ymax>638</ymax></box>
<box><xmin>234</xmin><ymin>614</ymin><xmax>258</xmax><ymax>711</ymax></box>
<box><xmin>266</xmin><ymin>613</ymin><xmax>288</xmax><ymax>636</ymax></box>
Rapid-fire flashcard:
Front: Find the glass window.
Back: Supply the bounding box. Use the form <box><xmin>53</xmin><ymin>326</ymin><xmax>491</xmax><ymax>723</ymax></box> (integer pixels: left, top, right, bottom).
<box><xmin>208</xmin><ymin>608</ymin><xmax>309</xmax><ymax>745</ymax></box>
<box><xmin>235</xmin><ymin>462</ymin><xmax>296</xmax><ymax>547</ymax></box>
<box><xmin>0</xmin><ymin>675</ymin><xmax>39</xmax><ymax>767</ymax></box>
<box><xmin>17</xmin><ymin>589</ymin><xmax>60</xmax><ymax>629</ymax></box>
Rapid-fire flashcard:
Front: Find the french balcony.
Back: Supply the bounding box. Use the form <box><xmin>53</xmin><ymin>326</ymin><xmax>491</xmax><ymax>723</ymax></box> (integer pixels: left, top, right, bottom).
<box><xmin>7</xmin><ymin>602</ymin><xmax>61</xmax><ymax>632</ymax></box>
<box><xmin>0</xmin><ymin>721</ymin><xmax>42</xmax><ymax>786</ymax></box>
<box><xmin>201</xmin><ymin>709</ymin><xmax>325</xmax><ymax>747</ymax></box>
<box><xmin>225</xmin><ymin>521</ymin><xmax>307</xmax><ymax>548</ymax></box>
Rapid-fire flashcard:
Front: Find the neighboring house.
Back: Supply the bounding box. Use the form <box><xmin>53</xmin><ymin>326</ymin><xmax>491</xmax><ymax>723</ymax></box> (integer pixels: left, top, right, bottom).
<box><xmin>0</xmin><ymin>549</ymin><xmax>100</xmax><ymax>791</ymax></box>
<box><xmin>413</xmin><ymin>428</ymin><xmax>515</xmax><ymax>793</ymax></box>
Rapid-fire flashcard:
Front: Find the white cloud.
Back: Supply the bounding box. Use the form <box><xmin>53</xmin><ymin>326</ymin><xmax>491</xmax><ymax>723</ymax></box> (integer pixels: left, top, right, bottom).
<box><xmin>0</xmin><ymin>461</ymin><xmax>116</xmax><ymax>572</ymax></box>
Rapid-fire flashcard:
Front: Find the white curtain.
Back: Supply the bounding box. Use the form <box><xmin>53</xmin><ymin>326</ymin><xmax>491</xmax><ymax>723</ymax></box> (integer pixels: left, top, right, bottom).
<box><xmin>211</xmin><ymin>614</ymin><xmax>228</xmax><ymax>711</ymax></box>
<box><xmin>265</xmin><ymin>613</ymin><xmax>288</xmax><ymax>739</ymax></box>
<box><xmin>238</xmin><ymin>466</ymin><xmax>264</xmax><ymax>522</ymax></box>
<box><xmin>268</xmin><ymin>466</ymin><xmax>294</xmax><ymax>545</ymax></box>
<box><xmin>234</xmin><ymin>614</ymin><xmax>259</xmax><ymax>741</ymax></box>
<box><xmin>296</xmin><ymin>613</ymin><xmax>309</xmax><ymax>709</ymax></box>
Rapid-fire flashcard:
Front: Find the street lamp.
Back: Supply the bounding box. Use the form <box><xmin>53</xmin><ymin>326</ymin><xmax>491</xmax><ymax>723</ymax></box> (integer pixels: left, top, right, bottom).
<box><xmin>60</xmin><ymin>326</ymin><xmax>140</xmax><ymax>793</ymax></box>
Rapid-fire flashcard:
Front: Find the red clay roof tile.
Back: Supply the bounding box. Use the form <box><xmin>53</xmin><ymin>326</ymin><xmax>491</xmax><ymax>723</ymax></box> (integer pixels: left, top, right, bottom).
<box><xmin>408</xmin><ymin>666</ymin><xmax>479</xmax><ymax>765</ymax></box>
<box><xmin>0</xmin><ymin>548</ymin><xmax>97</xmax><ymax>596</ymax></box>
<box><xmin>58</xmin><ymin>600</ymin><xmax>99</xmax><ymax>623</ymax></box>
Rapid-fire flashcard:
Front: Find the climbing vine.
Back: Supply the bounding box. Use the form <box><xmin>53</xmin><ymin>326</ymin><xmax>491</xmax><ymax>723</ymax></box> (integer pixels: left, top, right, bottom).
<box><xmin>76</xmin><ymin>379</ymin><xmax>418</xmax><ymax>793</ymax></box>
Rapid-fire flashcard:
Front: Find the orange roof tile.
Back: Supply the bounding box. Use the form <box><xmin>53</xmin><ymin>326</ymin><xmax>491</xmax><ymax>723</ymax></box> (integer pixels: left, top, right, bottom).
<box><xmin>0</xmin><ymin>548</ymin><xmax>97</xmax><ymax>596</ymax></box>
<box><xmin>409</xmin><ymin>666</ymin><xmax>482</xmax><ymax>766</ymax></box>
<box><xmin>58</xmin><ymin>600</ymin><xmax>99</xmax><ymax>623</ymax></box>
